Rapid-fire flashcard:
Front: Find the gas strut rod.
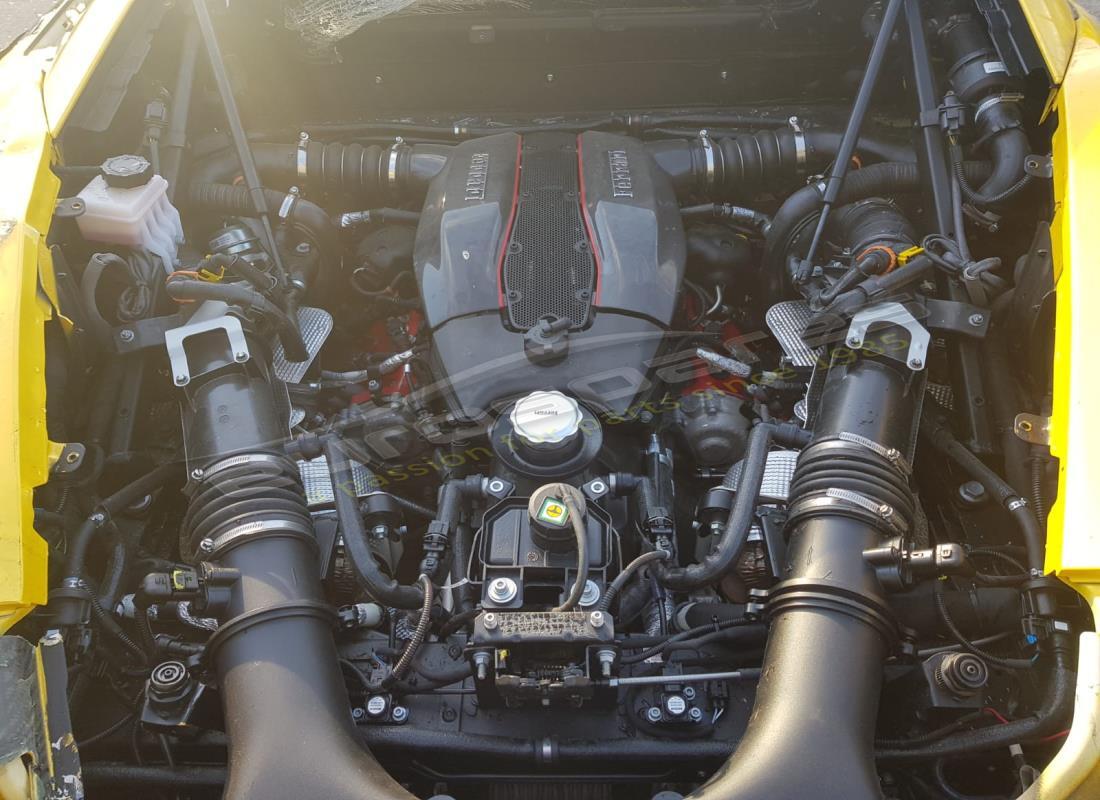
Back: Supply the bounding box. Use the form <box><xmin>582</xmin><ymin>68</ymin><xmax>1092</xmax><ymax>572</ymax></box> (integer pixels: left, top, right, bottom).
<box><xmin>191</xmin><ymin>0</ymin><xmax>288</xmax><ymax>286</ymax></box>
<box><xmin>798</xmin><ymin>0</ymin><xmax>906</xmax><ymax>276</ymax></box>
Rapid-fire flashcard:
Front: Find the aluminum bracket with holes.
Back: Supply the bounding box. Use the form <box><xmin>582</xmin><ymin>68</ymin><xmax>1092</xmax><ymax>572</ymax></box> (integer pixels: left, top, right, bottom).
<box><xmin>165</xmin><ymin>315</ymin><xmax>251</xmax><ymax>387</ymax></box>
<box><xmin>1014</xmin><ymin>412</ymin><xmax>1051</xmax><ymax>445</ymax></box>
<box><xmin>845</xmin><ymin>302</ymin><xmax>931</xmax><ymax>371</ymax></box>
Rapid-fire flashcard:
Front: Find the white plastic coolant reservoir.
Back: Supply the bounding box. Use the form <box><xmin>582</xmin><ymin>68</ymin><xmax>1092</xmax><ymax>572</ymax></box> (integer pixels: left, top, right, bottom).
<box><xmin>76</xmin><ymin>155</ymin><xmax>184</xmax><ymax>272</ymax></box>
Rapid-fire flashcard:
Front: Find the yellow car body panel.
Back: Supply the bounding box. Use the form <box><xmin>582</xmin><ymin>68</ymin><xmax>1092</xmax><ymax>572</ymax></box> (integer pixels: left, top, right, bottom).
<box><xmin>0</xmin><ymin>0</ymin><xmax>1097</xmax><ymax>795</ymax></box>
<box><xmin>0</xmin><ymin>0</ymin><xmax>136</xmax><ymax>632</ymax></box>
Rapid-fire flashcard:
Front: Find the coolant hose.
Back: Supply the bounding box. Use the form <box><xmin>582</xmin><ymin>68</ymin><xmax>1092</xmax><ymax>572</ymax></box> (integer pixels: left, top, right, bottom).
<box><xmin>654</xmin><ymin>422</ymin><xmax>810</xmax><ymax>592</ymax></box>
<box><xmin>322</xmin><ymin>437</ymin><xmax>425</xmax><ymax>609</ymax></box>
<box><xmin>177</xmin><ymin>312</ymin><xmax>416</xmax><ymax>800</ymax></box>
<box><xmin>920</xmin><ymin>414</ymin><xmax>1044</xmax><ymax>575</ymax></box>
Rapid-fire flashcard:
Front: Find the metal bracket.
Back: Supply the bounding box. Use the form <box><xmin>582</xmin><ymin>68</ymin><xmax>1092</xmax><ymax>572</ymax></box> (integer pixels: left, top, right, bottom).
<box><xmin>1014</xmin><ymin>412</ymin><xmax>1051</xmax><ymax>445</ymax></box>
<box><xmin>50</xmin><ymin>442</ymin><xmax>86</xmax><ymax>475</ymax></box>
<box><xmin>1024</xmin><ymin>154</ymin><xmax>1053</xmax><ymax>179</ymax></box>
<box><xmin>921</xmin><ymin>298</ymin><xmax>990</xmax><ymax>338</ymax></box>
<box><xmin>164</xmin><ymin>315</ymin><xmax>250</xmax><ymax>387</ymax></box>
<box><xmin>54</xmin><ymin>197</ymin><xmax>86</xmax><ymax>219</ymax></box>
<box><xmin>845</xmin><ymin>301</ymin><xmax>931</xmax><ymax>371</ymax></box>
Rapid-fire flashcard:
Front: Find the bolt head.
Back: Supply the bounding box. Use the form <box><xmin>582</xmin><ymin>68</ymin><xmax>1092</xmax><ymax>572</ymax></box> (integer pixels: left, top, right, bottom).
<box><xmin>352</xmin><ymin>706</ymin><xmax>366</xmax><ymax>720</ymax></box>
<box><xmin>908</xmin><ymin>358</ymin><xmax>924</xmax><ymax>370</ymax></box>
<box><xmin>646</xmin><ymin>706</ymin><xmax>663</xmax><ymax>723</ymax></box>
<box><xmin>579</xmin><ymin>580</ymin><xmax>601</xmax><ymax>608</ymax></box>
<box><xmin>968</xmin><ymin>313</ymin><xmax>985</xmax><ymax>326</ymax></box>
<box><xmin>683</xmin><ymin>686</ymin><xmax>696</xmax><ymax>700</ymax></box>
<box><xmin>588</xmin><ymin>611</ymin><xmax>605</xmax><ymax>628</ymax></box>
<box><xmin>175</xmin><ymin>374</ymin><xmax>188</xmax><ymax>385</ymax></box>
<box><xmin>688</xmin><ymin>707</ymin><xmax>704</xmax><ymax>722</ymax></box>
<box><xmin>487</xmin><ymin>577</ymin><xmax>518</xmax><ymax>604</ymax></box>
<box><xmin>119</xmin><ymin>329</ymin><xmax>134</xmax><ymax>342</ymax></box>
<box><xmin>482</xmin><ymin>612</ymin><xmax>498</xmax><ymax>630</ymax></box>
<box><xmin>391</xmin><ymin>705</ymin><xmax>409</xmax><ymax>723</ymax></box>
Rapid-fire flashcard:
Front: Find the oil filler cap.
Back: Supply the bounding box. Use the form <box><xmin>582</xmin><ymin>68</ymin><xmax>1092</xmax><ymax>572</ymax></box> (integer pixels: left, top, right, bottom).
<box><xmin>509</xmin><ymin>390</ymin><xmax>582</xmax><ymax>450</ymax></box>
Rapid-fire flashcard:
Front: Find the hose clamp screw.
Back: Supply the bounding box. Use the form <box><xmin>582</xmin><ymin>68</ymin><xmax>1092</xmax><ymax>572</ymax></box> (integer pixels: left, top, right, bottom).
<box><xmin>191</xmin><ymin>468</ymin><xmax>204</xmax><ymax>480</ymax></box>
<box><xmin>198</xmin><ymin>538</ymin><xmax>215</xmax><ymax>554</ymax></box>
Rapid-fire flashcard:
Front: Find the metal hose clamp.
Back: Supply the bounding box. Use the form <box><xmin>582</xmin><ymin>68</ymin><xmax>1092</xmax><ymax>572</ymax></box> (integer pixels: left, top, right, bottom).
<box><xmin>788</xmin><ymin>115</ymin><xmax>807</xmax><ymax>173</ymax></box>
<box><xmin>296</xmin><ymin>131</ymin><xmax>309</xmax><ymax>186</ymax></box>
<box><xmin>278</xmin><ymin>187</ymin><xmax>300</xmax><ymax>224</ymax></box>
<box><xmin>698</xmin><ymin>129</ymin><xmax>716</xmax><ymax>191</ymax></box>
<box><xmin>974</xmin><ymin>92</ymin><xmax>1024</xmax><ymax>124</ymax></box>
<box><xmin>388</xmin><ymin>137</ymin><xmax>404</xmax><ymax>191</ymax></box>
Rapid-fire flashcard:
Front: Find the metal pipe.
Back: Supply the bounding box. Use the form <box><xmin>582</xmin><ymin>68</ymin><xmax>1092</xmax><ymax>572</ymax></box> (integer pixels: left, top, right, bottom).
<box><xmin>190</xmin><ymin>0</ymin><xmax>287</xmax><ymax>283</ymax></box>
<box><xmin>801</xmin><ymin>0</ymin><xmax>906</xmax><ymax>269</ymax></box>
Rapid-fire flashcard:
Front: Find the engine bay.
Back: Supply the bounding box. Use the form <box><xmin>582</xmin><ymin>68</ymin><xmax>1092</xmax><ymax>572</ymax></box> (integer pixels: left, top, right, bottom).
<box><xmin>14</xmin><ymin>0</ymin><xmax>1092</xmax><ymax>798</ymax></box>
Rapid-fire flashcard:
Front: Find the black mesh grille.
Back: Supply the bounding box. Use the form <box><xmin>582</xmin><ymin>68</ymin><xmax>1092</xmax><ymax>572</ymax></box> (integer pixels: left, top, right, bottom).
<box><xmin>502</xmin><ymin>133</ymin><xmax>596</xmax><ymax>331</ymax></box>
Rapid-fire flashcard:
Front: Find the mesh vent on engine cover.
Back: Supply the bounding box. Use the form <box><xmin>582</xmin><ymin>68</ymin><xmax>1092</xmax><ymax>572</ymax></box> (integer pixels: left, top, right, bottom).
<box><xmin>502</xmin><ymin>133</ymin><xmax>596</xmax><ymax>331</ymax></box>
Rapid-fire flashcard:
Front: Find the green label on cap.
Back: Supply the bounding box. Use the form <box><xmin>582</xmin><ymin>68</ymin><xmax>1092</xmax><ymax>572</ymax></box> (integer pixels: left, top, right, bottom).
<box><xmin>536</xmin><ymin>497</ymin><xmax>569</xmax><ymax>527</ymax></box>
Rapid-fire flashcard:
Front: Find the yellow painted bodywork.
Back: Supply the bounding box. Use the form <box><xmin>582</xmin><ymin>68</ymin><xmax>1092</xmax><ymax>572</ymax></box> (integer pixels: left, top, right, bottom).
<box><xmin>0</xmin><ymin>0</ymin><xmax>1095</xmax><ymax>795</ymax></box>
<box><xmin>0</xmin><ymin>0</ymin><xmax>136</xmax><ymax>632</ymax></box>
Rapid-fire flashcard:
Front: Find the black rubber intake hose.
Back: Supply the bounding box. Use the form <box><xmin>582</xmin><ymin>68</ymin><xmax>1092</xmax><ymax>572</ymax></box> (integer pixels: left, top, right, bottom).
<box><xmin>654</xmin><ymin>421</ymin><xmax>810</xmax><ymax>592</ymax></box>
<box><xmin>187</xmin><ymin>182</ymin><xmax>340</xmax><ymax>272</ymax></box>
<box><xmin>645</xmin><ymin>128</ymin><xmax>914</xmax><ymax>200</ymax></box>
<box><xmin>322</xmin><ymin>437</ymin><xmax>425</xmax><ymax>609</ymax></box>
<box><xmin>179</xmin><ymin>324</ymin><xmax>414</xmax><ymax>800</ymax></box>
<box><xmin>938</xmin><ymin>11</ymin><xmax>1031</xmax><ymax>204</ymax></box>
<box><xmin>762</xmin><ymin>160</ymin><xmax>992</xmax><ymax>302</ymax></box>
<box><xmin>188</xmin><ymin>141</ymin><xmax>452</xmax><ymax>199</ymax></box>
<box><xmin>691</xmin><ymin>356</ymin><xmax>919</xmax><ymax>800</ymax></box>
<box><xmin>190</xmin><ymin>129</ymin><xmax>913</xmax><ymax>208</ymax></box>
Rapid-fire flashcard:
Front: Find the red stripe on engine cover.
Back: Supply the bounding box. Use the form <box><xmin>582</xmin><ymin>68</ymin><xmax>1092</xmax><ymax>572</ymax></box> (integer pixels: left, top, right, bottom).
<box><xmin>575</xmin><ymin>134</ymin><xmax>603</xmax><ymax>306</ymax></box>
<box><xmin>496</xmin><ymin>135</ymin><xmax>524</xmax><ymax>309</ymax></box>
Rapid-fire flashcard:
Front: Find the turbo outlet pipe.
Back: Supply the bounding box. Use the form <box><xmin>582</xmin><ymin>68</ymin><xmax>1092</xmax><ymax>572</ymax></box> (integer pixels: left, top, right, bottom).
<box><xmin>173</xmin><ymin>304</ymin><xmax>417</xmax><ymax>800</ymax></box>
<box><xmin>688</xmin><ymin>349</ymin><xmax>922</xmax><ymax>799</ymax></box>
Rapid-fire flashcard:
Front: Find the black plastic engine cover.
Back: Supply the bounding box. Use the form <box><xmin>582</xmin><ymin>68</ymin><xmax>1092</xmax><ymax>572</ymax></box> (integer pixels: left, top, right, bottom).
<box><xmin>413</xmin><ymin>130</ymin><xmax>685</xmax><ymax>418</ymax></box>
